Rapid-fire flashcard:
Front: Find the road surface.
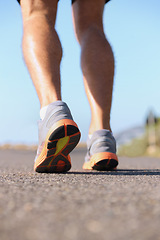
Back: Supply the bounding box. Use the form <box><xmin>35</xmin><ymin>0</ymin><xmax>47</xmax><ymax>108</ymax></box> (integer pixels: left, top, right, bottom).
<box><xmin>0</xmin><ymin>147</ymin><xmax>160</xmax><ymax>240</ymax></box>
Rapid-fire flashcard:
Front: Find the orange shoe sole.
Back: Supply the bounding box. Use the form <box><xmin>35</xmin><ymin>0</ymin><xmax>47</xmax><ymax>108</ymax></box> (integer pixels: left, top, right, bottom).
<box><xmin>34</xmin><ymin>119</ymin><xmax>81</xmax><ymax>173</ymax></box>
<box><xmin>83</xmin><ymin>152</ymin><xmax>118</xmax><ymax>171</ymax></box>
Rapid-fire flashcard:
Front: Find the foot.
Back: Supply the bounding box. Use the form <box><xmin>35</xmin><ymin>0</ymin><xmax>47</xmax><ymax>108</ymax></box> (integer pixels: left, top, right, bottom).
<box><xmin>83</xmin><ymin>129</ymin><xmax>118</xmax><ymax>171</ymax></box>
<box><xmin>34</xmin><ymin>101</ymin><xmax>81</xmax><ymax>173</ymax></box>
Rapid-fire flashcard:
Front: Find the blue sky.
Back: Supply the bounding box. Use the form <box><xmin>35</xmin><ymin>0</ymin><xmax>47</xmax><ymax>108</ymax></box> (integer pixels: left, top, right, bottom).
<box><xmin>0</xmin><ymin>0</ymin><xmax>160</xmax><ymax>144</ymax></box>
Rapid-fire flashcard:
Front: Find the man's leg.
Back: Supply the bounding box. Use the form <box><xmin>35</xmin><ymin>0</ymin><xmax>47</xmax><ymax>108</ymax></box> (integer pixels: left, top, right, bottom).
<box><xmin>20</xmin><ymin>0</ymin><xmax>80</xmax><ymax>173</ymax></box>
<box><xmin>21</xmin><ymin>0</ymin><xmax>62</xmax><ymax>108</ymax></box>
<box><xmin>72</xmin><ymin>0</ymin><xmax>114</xmax><ymax>135</ymax></box>
<box><xmin>72</xmin><ymin>0</ymin><xmax>118</xmax><ymax>170</ymax></box>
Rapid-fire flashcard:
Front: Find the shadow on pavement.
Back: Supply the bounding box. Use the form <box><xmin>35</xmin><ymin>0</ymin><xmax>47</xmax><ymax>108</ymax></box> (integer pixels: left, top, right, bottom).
<box><xmin>67</xmin><ymin>169</ymin><xmax>160</xmax><ymax>176</ymax></box>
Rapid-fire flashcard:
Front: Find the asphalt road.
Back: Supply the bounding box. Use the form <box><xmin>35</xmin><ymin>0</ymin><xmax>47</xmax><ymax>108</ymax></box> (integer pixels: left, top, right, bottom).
<box><xmin>0</xmin><ymin>147</ymin><xmax>160</xmax><ymax>240</ymax></box>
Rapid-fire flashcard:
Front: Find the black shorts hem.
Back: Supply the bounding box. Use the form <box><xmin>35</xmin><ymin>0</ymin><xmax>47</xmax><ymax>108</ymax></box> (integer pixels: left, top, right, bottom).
<box><xmin>72</xmin><ymin>0</ymin><xmax>110</xmax><ymax>3</ymax></box>
<box><xmin>17</xmin><ymin>0</ymin><xmax>110</xmax><ymax>4</ymax></box>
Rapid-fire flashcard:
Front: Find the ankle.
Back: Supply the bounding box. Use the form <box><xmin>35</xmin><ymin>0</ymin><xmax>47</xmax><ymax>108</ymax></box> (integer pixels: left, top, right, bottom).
<box><xmin>89</xmin><ymin>124</ymin><xmax>111</xmax><ymax>135</ymax></box>
<box><xmin>40</xmin><ymin>95</ymin><xmax>62</xmax><ymax>109</ymax></box>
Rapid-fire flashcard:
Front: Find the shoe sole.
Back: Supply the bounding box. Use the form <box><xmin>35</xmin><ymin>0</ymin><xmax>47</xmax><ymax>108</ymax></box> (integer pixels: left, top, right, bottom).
<box><xmin>34</xmin><ymin>119</ymin><xmax>81</xmax><ymax>173</ymax></box>
<box><xmin>83</xmin><ymin>152</ymin><xmax>118</xmax><ymax>171</ymax></box>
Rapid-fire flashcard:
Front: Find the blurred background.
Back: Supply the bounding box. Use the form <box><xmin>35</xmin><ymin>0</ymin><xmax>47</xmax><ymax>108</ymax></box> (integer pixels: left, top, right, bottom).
<box><xmin>0</xmin><ymin>0</ymin><xmax>160</xmax><ymax>153</ymax></box>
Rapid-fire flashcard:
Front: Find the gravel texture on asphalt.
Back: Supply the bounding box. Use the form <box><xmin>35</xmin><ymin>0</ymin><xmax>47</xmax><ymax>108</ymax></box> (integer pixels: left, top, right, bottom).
<box><xmin>0</xmin><ymin>148</ymin><xmax>160</xmax><ymax>240</ymax></box>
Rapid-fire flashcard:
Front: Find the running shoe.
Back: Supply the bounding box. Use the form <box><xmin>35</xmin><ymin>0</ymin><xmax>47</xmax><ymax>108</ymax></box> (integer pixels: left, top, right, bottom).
<box><xmin>34</xmin><ymin>101</ymin><xmax>81</xmax><ymax>173</ymax></box>
<box><xmin>83</xmin><ymin>129</ymin><xmax>118</xmax><ymax>171</ymax></box>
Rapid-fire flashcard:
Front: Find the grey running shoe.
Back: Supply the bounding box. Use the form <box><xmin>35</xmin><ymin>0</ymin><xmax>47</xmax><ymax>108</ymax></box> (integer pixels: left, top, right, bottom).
<box><xmin>34</xmin><ymin>101</ymin><xmax>81</xmax><ymax>173</ymax></box>
<box><xmin>83</xmin><ymin>129</ymin><xmax>118</xmax><ymax>170</ymax></box>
